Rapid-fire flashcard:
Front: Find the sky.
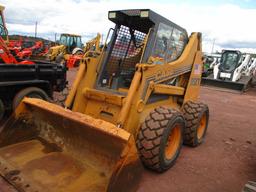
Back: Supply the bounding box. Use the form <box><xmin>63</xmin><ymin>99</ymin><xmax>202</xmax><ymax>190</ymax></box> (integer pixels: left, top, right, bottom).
<box><xmin>1</xmin><ymin>0</ymin><xmax>256</xmax><ymax>53</ymax></box>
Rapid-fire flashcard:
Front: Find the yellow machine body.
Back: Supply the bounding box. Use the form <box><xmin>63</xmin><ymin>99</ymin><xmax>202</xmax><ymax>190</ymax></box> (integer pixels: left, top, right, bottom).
<box><xmin>67</xmin><ymin>33</ymin><xmax>202</xmax><ymax>136</ymax></box>
<box><xmin>46</xmin><ymin>44</ymin><xmax>66</xmax><ymax>61</ymax></box>
<box><xmin>0</xmin><ymin>9</ymin><xmax>206</xmax><ymax>192</ymax></box>
<box><xmin>46</xmin><ymin>33</ymin><xmax>82</xmax><ymax>61</ymax></box>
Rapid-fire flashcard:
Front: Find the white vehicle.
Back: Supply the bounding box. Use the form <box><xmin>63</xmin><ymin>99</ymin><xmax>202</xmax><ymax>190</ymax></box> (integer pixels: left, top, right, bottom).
<box><xmin>202</xmin><ymin>50</ymin><xmax>254</xmax><ymax>91</ymax></box>
<box><xmin>204</xmin><ymin>53</ymin><xmax>221</xmax><ymax>68</ymax></box>
<box><xmin>213</xmin><ymin>50</ymin><xmax>251</xmax><ymax>82</ymax></box>
<box><xmin>202</xmin><ymin>53</ymin><xmax>221</xmax><ymax>77</ymax></box>
<box><xmin>243</xmin><ymin>57</ymin><xmax>256</xmax><ymax>77</ymax></box>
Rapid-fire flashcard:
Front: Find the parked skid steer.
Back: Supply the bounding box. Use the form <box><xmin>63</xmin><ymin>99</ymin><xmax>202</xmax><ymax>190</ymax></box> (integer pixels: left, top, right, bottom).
<box><xmin>0</xmin><ymin>9</ymin><xmax>209</xmax><ymax>192</ymax></box>
<box><xmin>202</xmin><ymin>50</ymin><xmax>254</xmax><ymax>91</ymax></box>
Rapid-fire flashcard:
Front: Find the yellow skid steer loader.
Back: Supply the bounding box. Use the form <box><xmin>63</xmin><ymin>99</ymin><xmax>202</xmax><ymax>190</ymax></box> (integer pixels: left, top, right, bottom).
<box><xmin>0</xmin><ymin>9</ymin><xmax>209</xmax><ymax>192</ymax></box>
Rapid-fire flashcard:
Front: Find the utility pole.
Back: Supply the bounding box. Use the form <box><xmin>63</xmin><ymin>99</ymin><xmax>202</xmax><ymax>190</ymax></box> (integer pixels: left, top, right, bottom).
<box><xmin>211</xmin><ymin>38</ymin><xmax>215</xmax><ymax>53</ymax></box>
<box><xmin>55</xmin><ymin>33</ymin><xmax>57</xmax><ymax>44</ymax></box>
<box><xmin>35</xmin><ymin>21</ymin><xmax>38</xmax><ymax>39</ymax></box>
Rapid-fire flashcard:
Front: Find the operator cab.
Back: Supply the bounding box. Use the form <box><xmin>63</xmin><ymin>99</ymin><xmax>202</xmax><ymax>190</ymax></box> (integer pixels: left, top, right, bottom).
<box><xmin>97</xmin><ymin>9</ymin><xmax>188</xmax><ymax>91</ymax></box>
<box><xmin>59</xmin><ymin>33</ymin><xmax>83</xmax><ymax>53</ymax></box>
<box><xmin>219</xmin><ymin>50</ymin><xmax>242</xmax><ymax>73</ymax></box>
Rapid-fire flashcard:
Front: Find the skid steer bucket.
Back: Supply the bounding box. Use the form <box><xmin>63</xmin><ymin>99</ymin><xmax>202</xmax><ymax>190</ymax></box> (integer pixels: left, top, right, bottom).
<box><xmin>202</xmin><ymin>75</ymin><xmax>252</xmax><ymax>92</ymax></box>
<box><xmin>0</xmin><ymin>98</ymin><xmax>142</xmax><ymax>192</ymax></box>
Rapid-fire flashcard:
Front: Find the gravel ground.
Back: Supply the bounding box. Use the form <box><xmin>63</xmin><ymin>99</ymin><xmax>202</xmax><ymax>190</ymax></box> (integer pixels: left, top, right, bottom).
<box><xmin>138</xmin><ymin>87</ymin><xmax>256</xmax><ymax>192</ymax></box>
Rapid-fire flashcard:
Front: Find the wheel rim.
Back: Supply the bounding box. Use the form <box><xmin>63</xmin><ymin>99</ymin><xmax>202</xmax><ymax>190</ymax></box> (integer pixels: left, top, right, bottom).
<box><xmin>197</xmin><ymin>113</ymin><xmax>207</xmax><ymax>140</ymax></box>
<box><xmin>165</xmin><ymin>124</ymin><xmax>181</xmax><ymax>160</ymax></box>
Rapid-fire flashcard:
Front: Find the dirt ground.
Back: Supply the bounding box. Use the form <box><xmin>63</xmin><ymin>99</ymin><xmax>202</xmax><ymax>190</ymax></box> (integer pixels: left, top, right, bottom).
<box><xmin>138</xmin><ymin>87</ymin><xmax>256</xmax><ymax>192</ymax></box>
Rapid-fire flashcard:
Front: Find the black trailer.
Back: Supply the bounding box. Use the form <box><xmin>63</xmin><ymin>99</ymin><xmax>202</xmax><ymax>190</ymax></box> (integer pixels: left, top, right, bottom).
<box><xmin>0</xmin><ymin>62</ymin><xmax>67</xmax><ymax>120</ymax></box>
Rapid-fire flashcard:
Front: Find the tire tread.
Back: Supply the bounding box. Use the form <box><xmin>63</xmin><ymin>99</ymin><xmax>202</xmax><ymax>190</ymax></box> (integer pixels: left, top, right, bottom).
<box><xmin>136</xmin><ymin>106</ymin><xmax>182</xmax><ymax>172</ymax></box>
<box><xmin>182</xmin><ymin>101</ymin><xmax>209</xmax><ymax>147</ymax></box>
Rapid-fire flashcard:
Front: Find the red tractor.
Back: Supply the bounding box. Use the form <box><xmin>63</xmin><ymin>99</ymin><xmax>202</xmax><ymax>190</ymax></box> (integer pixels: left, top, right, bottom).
<box><xmin>16</xmin><ymin>40</ymin><xmax>50</xmax><ymax>59</ymax></box>
<box><xmin>8</xmin><ymin>38</ymin><xmax>23</xmax><ymax>48</ymax></box>
<box><xmin>8</xmin><ymin>36</ymin><xmax>23</xmax><ymax>55</ymax></box>
<box><xmin>0</xmin><ymin>5</ymin><xmax>34</xmax><ymax>65</ymax></box>
<box><xmin>0</xmin><ymin>36</ymin><xmax>34</xmax><ymax>64</ymax></box>
<box><xmin>16</xmin><ymin>41</ymin><xmax>42</xmax><ymax>59</ymax></box>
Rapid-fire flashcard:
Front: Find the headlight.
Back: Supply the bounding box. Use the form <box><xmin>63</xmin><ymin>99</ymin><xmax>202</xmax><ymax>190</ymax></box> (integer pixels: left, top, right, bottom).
<box><xmin>140</xmin><ymin>11</ymin><xmax>149</xmax><ymax>18</ymax></box>
<box><xmin>109</xmin><ymin>12</ymin><xmax>116</xmax><ymax>19</ymax></box>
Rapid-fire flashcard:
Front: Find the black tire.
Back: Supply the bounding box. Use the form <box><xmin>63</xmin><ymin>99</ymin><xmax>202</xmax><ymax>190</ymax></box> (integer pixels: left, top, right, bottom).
<box><xmin>74</xmin><ymin>59</ymin><xmax>81</xmax><ymax>67</ymax></box>
<box><xmin>136</xmin><ymin>106</ymin><xmax>185</xmax><ymax>172</ymax></box>
<box><xmin>182</xmin><ymin>101</ymin><xmax>209</xmax><ymax>147</ymax></box>
<box><xmin>13</xmin><ymin>87</ymin><xmax>50</xmax><ymax>110</ymax></box>
<box><xmin>0</xmin><ymin>99</ymin><xmax>4</xmax><ymax>121</ymax></box>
